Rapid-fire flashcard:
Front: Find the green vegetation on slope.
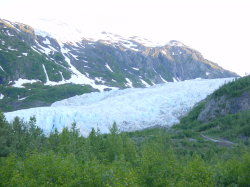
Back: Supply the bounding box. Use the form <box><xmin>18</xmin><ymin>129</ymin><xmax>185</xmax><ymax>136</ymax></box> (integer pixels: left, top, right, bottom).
<box><xmin>0</xmin><ymin>29</ymin><xmax>71</xmax><ymax>84</ymax></box>
<box><xmin>174</xmin><ymin>75</ymin><xmax>250</xmax><ymax>144</ymax></box>
<box><xmin>0</xmin><ymin>83</ymin><xmax>97</xmax><ymax>112</ymax></box>
<box><xmin>212</xmin><ymin>76</ymin><xmax>250</xmax><ymax>98</ymax></box>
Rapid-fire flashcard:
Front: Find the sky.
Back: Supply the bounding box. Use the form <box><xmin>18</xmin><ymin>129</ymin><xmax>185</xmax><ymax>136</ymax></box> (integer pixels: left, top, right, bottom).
<box><xmin>0</xmin><ymin>0</ymin><xmax>249</xmax><ymax>76</ymax></box>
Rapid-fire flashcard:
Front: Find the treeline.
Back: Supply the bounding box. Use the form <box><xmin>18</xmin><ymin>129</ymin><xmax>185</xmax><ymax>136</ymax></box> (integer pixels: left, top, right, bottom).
<box><xmin>212</xmin><ymin>75</ymin><xmax>250</xmax><ymax>98</ymax></box>
<box><xmin>0</xmin><ymin>113</ymin><xmax>250</xmax><ymax>186</ymax></box>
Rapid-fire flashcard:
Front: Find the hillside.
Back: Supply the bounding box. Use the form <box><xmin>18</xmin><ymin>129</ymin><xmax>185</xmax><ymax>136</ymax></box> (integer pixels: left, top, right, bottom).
<box><xmin>174</xmin><ymin>75</ymin><xmax>250</xmax><ymax>143</ymax></box>
<box><xmin>0</xmin><ymin>18</ymin><xmax>237</xmax><ymax>111</ymax></box>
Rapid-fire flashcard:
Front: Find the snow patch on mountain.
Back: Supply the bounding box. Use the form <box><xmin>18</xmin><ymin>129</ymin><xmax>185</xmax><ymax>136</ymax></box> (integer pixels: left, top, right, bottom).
<box><xmin>0</xmin><ymin>94</ymin><xmax>4</xmax><ymax>100</ymax></box>
<box><xmin>31</xmin><ymin>19</ymin><xmax>168</xmax><ymax>49</ymax></box>
<box><xmin>4</xmin><ymin>78</ymin><xmax>234</xmax><ymax>137</ymax></box>
<box><xmin>132</xmin><ymin>67</ymin><xmax>139</xmax><ymax>71</ymax></box>
<box><xmin>41</xmin><ymin>44</ymin><xmax>117</xmax><ymax>91</ymax></box>
<box><xmin>34</xmin><ymin>28</ymin><xmax>51</xmax><ymax>38</ymax></box>
<box><xmin>105</xmin><ymin>64</ymin><xmax>113</xmax><ymax>72</ymax></box>
<box><xmin>31</xmin><ymin>46</ymin><xmax>42</xmax><ymax>54</ymax></box>
<box><xmin>125</xmin><ymin>78</ymin><xmax>133</xmax><ymax>88</ymax></box>
<box><xmin>6</xmin><ymin>30</ymin><xmax>14</xmax><ymax>37</ymax></box>
<box><xmin>35</xmin><ymin>40</ymin><xmax>55</xmax><ymax>55</ymax></box>
<box><xmin>168</xmin><ymin>40</ymin><xmax>185</xmax><ymax>47</ymax></box>
<box><xmin>43</xmin><ymin>38</ymin><xmax>51</xmax><ymax>45</ymax></box>
<box><xmin>140</xmin><ymin>79</ymin><xmax>150</xmax><ymax>87</ymax></box>
<box><xmin>0</xmin><ymin>65</ymin><xmax>5</xmax><ymax>72</ymax></box>
<box><xmin>12</xmin><ymin>78</ymin><xmax>41</xmax><ymax>88</ymax></box>
<box><xmin>173</xmin><ymin>77</ymin><xmax>178</xmax><ymax>82</ymax></box>
<box><xmin>7</xmin><ymin>46</ymin><xmax>17</xmax><ymax>51</ymax></box>
<box><xmin>42</xmin><ymin>64</ymin><xmax>50</xmax><ymax>83</ymax></box>
<box><xmin>160</xmin><ymin>75</ymin><xmax>168</xmax><ymax>83</ymax></box>
<box><xmin>18</xmin><ymin>96</ymin><xmax>28</xmax><ymax>101</ymax></box>
<box><xmin>33</xmin><ymin>19</ymin><xmax>85</xmax><ymax>43</ymax></box>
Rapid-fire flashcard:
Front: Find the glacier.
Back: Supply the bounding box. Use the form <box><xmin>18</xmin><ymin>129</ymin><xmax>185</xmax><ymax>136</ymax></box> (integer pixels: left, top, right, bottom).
<box><xmin>4</xmin><ymin>78</ymin><xmax>234</xmax><ymax>137</ymax></box>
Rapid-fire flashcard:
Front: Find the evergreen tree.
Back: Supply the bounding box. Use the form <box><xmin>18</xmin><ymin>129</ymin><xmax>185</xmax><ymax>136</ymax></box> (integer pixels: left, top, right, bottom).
<box><xmin>106</xmin><ymin>122</ymin><xmax>123</xmax><ymax>161</ymax></box>
<box><xmin>0</xmin><ymin>112</ymin><xmax>11</xmax><ymax>156</ymax></box>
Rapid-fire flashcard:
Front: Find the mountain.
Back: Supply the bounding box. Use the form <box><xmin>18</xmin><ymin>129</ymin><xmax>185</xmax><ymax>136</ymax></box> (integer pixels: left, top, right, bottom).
<box><xmin>5</xmin><ymin>78</ymin><xmax>234</xmax><ymax>136</ymax></box>
<box><xmin>0</xmin><ymin>18</ymin><xmax>237</xmax><ymax>111</ymax></box>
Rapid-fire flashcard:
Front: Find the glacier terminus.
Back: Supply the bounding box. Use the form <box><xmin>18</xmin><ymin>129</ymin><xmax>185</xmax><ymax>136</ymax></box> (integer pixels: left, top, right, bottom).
<box><xmin>5</xmin><ymin>78</ymin><xmax>234</xmax><ymax>136</ymax></box>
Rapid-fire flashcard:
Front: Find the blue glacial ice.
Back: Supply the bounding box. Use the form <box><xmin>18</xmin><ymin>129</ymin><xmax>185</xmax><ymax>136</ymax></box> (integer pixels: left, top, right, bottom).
<box><xmin>4</xmin><ymin>78</ymin><xmax>234</xmax><ymax>136</ymax></box>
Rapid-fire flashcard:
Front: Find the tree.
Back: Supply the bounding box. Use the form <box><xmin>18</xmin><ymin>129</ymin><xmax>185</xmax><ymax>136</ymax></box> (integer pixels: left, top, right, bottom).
<box><xmin>0</xmin><ymin>112</ymin><xmax>11</xmax><ymax>156</ymax></box>
<box><xmin>10</xmin><ymin>117</ymin><xmax>28</xmax><ymax>156</ymax></box>
<box><xmin>106</xmin><ymin>122</ymin><xmax>123</xmax><ymax>161</ymax></box>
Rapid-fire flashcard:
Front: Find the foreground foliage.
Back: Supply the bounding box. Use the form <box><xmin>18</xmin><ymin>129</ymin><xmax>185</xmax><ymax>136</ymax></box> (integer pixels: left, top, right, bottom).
<box><xmin>0</xmin><ymin>112</ymin><xmax>250</xmax><ymax>187</ymax></box>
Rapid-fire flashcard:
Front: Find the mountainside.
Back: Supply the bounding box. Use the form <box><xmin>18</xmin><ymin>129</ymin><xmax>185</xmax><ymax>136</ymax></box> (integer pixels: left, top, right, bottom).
<box><xmin>198</xmin><ymin>76</ymin><xmax>250</xmax><ymax>122</ymax></box>
<box><xmin>0</xmin><ymin>18</ymin><xmax>237</xmax><ymax>111</ymax></box>
<box><xmin>5</xmin><ymin>78</ymin><xmax>234</xmax><ymax>136</ymax></box>
<box><xmin>175</xmin><ymin>75</ymin><xmax>250</xmax><ymax>142</ymax></box>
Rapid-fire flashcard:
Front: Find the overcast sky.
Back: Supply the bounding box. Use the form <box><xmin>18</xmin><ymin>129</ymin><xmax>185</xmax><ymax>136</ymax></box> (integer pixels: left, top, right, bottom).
<box><xmin>0</xmin><ymin>0</ymin><xmax>249</xmax><ymax>76</ymax></box>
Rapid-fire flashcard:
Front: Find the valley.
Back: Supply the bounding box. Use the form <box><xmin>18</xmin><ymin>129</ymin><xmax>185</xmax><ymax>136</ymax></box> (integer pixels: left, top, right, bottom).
<box><xmin>0</xmin><ymin>17</ymin><xmax>249</xmax><ymax>187</ymax></box>
<box><xmin>0</xmin><ymin>75</ymin><xmax>249</xmax><ymax>186</ymax></box>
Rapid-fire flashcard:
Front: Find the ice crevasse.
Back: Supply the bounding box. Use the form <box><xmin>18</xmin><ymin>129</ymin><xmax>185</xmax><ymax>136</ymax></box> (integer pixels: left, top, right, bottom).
<box><xmin>5</xmin><ymin>78</ymin><xmax>234</xmax><ymax>137</ymax></box>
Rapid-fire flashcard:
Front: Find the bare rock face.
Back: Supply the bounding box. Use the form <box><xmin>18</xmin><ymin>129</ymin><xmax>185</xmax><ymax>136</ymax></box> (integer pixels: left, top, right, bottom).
<box><xmin>198</xmin><ymin>91</ymin><xmax>250</xmax><ymax>122</ymax></box>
